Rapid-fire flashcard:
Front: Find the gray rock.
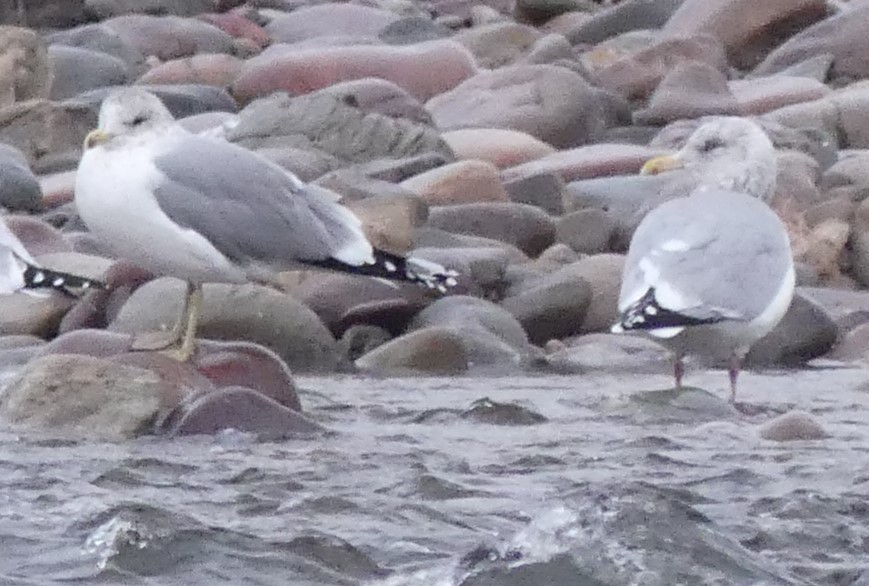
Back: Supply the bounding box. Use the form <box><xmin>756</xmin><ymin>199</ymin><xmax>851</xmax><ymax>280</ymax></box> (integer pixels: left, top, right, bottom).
<box><xmin>545</xmin><ymin>332</ymin><xmax>671</xmax><ymax>374</ymax></box>
<box><xmin>109</xmin><ymin>278</ymin><xmax>342</xmax><ymax>373</ymax></box>
<box><xmin>412</xmin><ymin>227</ymin><xmax>530</xmax><ymax>263</ymax></box>
<box><xmin>566</xmin><ymin>0</ymin><xmax>687</xmax><ymax>45</ymax></box>
<box><xmin>0</xmin><ymin>145</ymin><xmax>42</xmax><ymax>212</ymax></box>
<box><xmin>48</xmin><ymin>45</ymin><xmax>129</xmax><ymax>101</ymax></box>
<box><xmin>315</xmin><ymin>77</ymin><xmax>433</xmax><ymax>125</ymax></box>
<box><xmin>101</xmin><ymin>14</ymin><xmax>236</xmax><ymax>61</ymax></box>
<box><xmin>227</xmin><ymin>92</ymin><xmax>454</xmax><ymax>165</ymax></box>
<box><xmin>744</xmin><ymin>292</ymin><xmax>838</xmax><ymax>367</ymax></box>
<box><xmin>758</xmin><ymin>410</ymin><xmax>829</xmax><ymax>441</ymax></box>
<box><xmin>0</xmin><ymin>99</ymin><xmax>90</xmax><ymax>173</ymax></box>
<box><xmin>514</xmin><ymin>0</ymin><xmax>594</xmax><ymax>26</ymax></box>
<box><xmin>501</xmin><ymin>275</ymin><xmax>591</xmax><ymax>345</ymax></box>
<box><xmin>850</xmin><ymin>197</ymin><xmax>869</xmax><ymax>289</ymax></box>
<box><xmin>503</xmin><ymin>172</ymin><xmax>565</xmax><ymax>216</ymax></box>
<box><xmin>46</xmin><ymin>23</ymin><xmax>146</xmax><ymax>77</ymax></box>
<box><xmin>453</xmin><ymin>22</ymin><xmax>540</xmax><ymax>69</ymax></box>
<box><xmin>519</xmin><ymin>33</ymin><xmax>574</xmax><ymax>66</ymax></box>
<box><xmin>264</xmin><ymin>4</ymin><xmax>399</xmax><ymax>44</ymax></box>
<box><xmin>0</xmin><ymin>292</ymin><xmax>75</xmax><ymax>338</ymax></box>
<box><xmin>633</xmin><ymin>61</ymin><xmax>739</xmax><ymax>126</ymax></box>
<box><xmin>0</xmin><ymin>26</ymin><xmax>52</xmax><ymax>105</ymax></box>
<box><xmin>72</xmin><ymin>84</ymin><xmax>238</xmax><ymax>119</ymax></box>
<box><xmin>800</xmin><ymin>286</ymin><xmax>869</xmax><ymax>332</ymax></box>
<box><xmin>355</xmin><ymin>326</ymin><xmax>469</xmax><ymax>374</ymax></box>
<box><xmin>380</xmin><ymin>17</ymin><xmax>452</xmax><ymax>45</ymax></box>
<box><xmin>0</xmin><ymin>353</ymin><xmax>162</xmax><ymax>440</ymax></box>
<box><xmin>556</xmin><ymin>209</ymin><xmax>617</xmax><ymax>255</ymax></box>
<box><xmin>85</xmin><ymin>0</ymin><xmax>242</xmax><ymax>19</ymax></box>
<box><xmin>607</xmin><ymin>386</ymin><xmax>736</xmax><ymax>424</ymax></box>
<box><xmin>338</xmin><ymin>324</ymin><xmax>391</xmax><ymax>362</ymax></box>
<box><xmin>427</xmin><ymin>202</ymin><xmax>556</xmax><ymax>257</ymax></box>
<box><xmin>0</xmin><ymin>0</ymin><xmax>88</xmax><ymax>29</ymax></box>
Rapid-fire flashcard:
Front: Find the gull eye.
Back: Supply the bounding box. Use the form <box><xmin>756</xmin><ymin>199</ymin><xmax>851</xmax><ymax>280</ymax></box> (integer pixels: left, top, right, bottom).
<box><xmin>128</xmin><ymin>114</ymin><xmax>148</xmax><ymax>128</ymax></box>
<box><xmin>699</xmin><ymin>137</ymin><xmax>724</xmax><ymax>153</ymax></box>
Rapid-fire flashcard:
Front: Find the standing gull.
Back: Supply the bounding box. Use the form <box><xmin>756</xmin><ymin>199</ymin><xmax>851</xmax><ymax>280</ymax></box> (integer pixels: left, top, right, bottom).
<box><xmin>0</xmin><ymin>217</ymin><xmax>102</xmax><ymax>295</ymax></box>
<box><xmin>612</xmin><ymin>188</ymin><xmax>794</xmax><ymax>403</ymax></box>
<box><xmin>75</xmin><ymin>88</ymin><xmax>457</xmax><ymax>361</ymax></box>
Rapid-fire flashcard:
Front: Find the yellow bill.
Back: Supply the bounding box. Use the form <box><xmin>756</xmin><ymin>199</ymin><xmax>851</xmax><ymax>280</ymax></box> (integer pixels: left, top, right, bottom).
<box><xmin>640</xmin><ymin>154</ymin><xmax>683</xmax><ymax>176</ymax></box>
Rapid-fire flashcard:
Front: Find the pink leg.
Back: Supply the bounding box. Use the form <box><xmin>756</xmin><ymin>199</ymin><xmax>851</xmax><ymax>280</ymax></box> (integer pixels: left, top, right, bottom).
<box><xmin>674</xmin><ymin>355</ymin><xmax>684</xmax><ymax>389</ymax></box>
<box><xmin>728</xmin><ymin>354</ymin><xmax>741</xmax><ymax>404</ymax></box>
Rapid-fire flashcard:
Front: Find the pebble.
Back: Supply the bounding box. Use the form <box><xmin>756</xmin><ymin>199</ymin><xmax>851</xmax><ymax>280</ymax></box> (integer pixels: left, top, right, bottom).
<box><xmin>758</xmin><ymin>411</ymin><xmax>829</xmax><ymax>442</ymax></box>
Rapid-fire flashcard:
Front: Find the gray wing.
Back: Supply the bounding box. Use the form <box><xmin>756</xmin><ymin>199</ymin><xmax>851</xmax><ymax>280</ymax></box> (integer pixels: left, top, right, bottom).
<box><xmin>620</xmin><ymin>189</ymin><xmax>792</xmax><ymax>322</ymax></box>
<box><xmin>152</xmin><ymin>135</ymin><xmax>366</xmax><ymax>266</ymax></box>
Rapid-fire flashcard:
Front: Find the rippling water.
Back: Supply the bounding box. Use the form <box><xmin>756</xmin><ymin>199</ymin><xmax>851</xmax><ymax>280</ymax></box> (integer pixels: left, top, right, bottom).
<box><xmin>1</xmin><ymin>367</ymin><xmax>868</xmax><ymax>585</ymax></box>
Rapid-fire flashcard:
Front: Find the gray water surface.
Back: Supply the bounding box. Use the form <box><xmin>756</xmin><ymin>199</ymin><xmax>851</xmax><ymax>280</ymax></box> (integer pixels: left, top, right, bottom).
<box><xmin>1</xmin><ymin>368</ymin><xmax>868</xmax><ymax>585</ymax></box>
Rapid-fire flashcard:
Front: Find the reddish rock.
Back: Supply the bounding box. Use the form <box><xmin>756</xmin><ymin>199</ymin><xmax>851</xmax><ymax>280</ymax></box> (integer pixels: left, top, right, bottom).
<box><xmin>401</xmin><ymin>160</ymin><xmax>510</xmax><ymax>205</ymax></box>
<box><xmin>730</xmin><ymin>75</ymin><xmax>830</xmax><ymax>115</ymax></box>
<box><xmin>198</xmin><ymin>12</ymin><xmax>270</xmax><ymax>49</ymax></box>
<box><xmin>633</xmin><ymin>61</ymin><xmax>738</xmax><ymax>125</ymax></box>
<box><xmin>5</xmin><ymin>215</ymin><xmax>71</xmax><ymax>257</ymax></box>
<box><xmin>501</xmin><ymin>143</ymin><xmax>667</xmax><ymax>183</ymax></box>
<box><xmin>137</xmin><ymin>53</ymin><xmax>243</xmax><ymax>87</ymax></box>
<box><xmin>442</xmin><ymin>128</ymin><xmax>556</xmax><ymax>169</ymax></box>
<box><xmin>102</xmin><ymin>14</ymin><xmax>235</xmax><ymax>61</ymax></box>
<box><xmin>264</xmin><ymin>3</ymin><xmax>400</xmax><ymax>44</ymax></box>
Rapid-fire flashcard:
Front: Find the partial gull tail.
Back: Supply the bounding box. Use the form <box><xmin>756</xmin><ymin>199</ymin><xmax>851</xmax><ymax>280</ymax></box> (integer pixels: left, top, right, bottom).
<box><xmin>308</xmin><ymin>249</ymin><xmax>459</xmax><ymax>293</ymax></box>
<box><xmin>22</xmin><ymin>263</ymin><xmax>105</xmax><ymax>296</ymax></box>
<box><xmin>611</xmin><ymin>287</ymin><xmax>723</xmax><ymax>337</ymax></box>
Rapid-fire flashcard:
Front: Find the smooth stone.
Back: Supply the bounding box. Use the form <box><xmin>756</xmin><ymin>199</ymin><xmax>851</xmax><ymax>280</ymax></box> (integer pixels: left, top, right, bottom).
<box><xmin>566</xmin><ymin>0</ymin><xmax>686</xmax><ymax>44</ymax></box>
<box><xmin>6</xmin><ymin>216</ymin><xmax>71</xmax><ymax>256</ymax></box>
<box><xmin>0</xmin><ymin>353</ymin><xmax>162</xmax><ymax>440</ymax></box>
<box><xmin>47</xmin><ymin>45</ymin><xmax>129</xmax><ymax>101</ymax></box>
<box><xmin>556</xmin><ymin>208</ymin><xmax>617</xmax><ymax>254</ymax></box>
<box><xmin>231</xmin><ymin>40</ymin><xmax>477</xmax><ymax>105</ymax></box>
<box><xmin>337</xmin><ymin>298</ymin><xmax>424</xmax><ymax>338</ymax></box>
<box><xmin>226</xmin><ymin>92</ymin><xmax>454</xmax><ymax>164</ymax></box>
<box><xmin>821</xmin><ymin>152</ymin><xmax>869</xmax><ymax>193</ymax></box>
<box><xmin>401</xmin><ymin>160</ymin><xmax>509</xmax><ymax>205</ymax></box>
<box><xmin>46</xmin><ymin>23</ymin><xmax>145</xmax><ymax>77</ymax></box>
<box><xmin>344</xmin><ymin>193</ymin><xmax>428</xmax><ymax>253</ymax></box>
<box><xmin>800</xmin><ymin>286</ymin><xmax>869</xmax><ymax>332</ymax></box>
<box><xmin>828</xmin><ymin>322</ymin><xmax>869</xmax><ymax>362</ymax></box>
<box><xmin>427</xmin><ymin>202</ymin><xmax>556</xmax><ymax>257</ymax></box>
<box><xmin>109</xmin><ymin>278</ymin><xmax>342</xmax><ymax>373</ymax></box>
<box><xmin>101</xmin><ymin>15</ymin><xmax>236</xmax><ymax>61</ymax></box>
<box><xmin>72</xmin><ymin>84</ymin><xmax>238</xmax><ymax>119</ymax></box>
<box><xmin>338</xmin><ymin>324</ymin><xmax>391</xmax><ymax>362</ymax></box>
<box><xmin>0</xmin><ymin>334</ymin><xmax>44</xmax><ymax>350</ymax></box>
<box><xmin>427</xmin><ymin>64</ymin><xmax>619</xmax><ymax>149</ymax></box>
<box><xmin>39</xmin><ymin>328</ymin><xmax>134</xmax><ymax>358</ymax></box>
<box><xmin>851</xmin><ymin>197</ymin><xmax>869</xmax><ymax>289</ymax></box>
<box><xmin>514</xmin><ymin>0</ymin><xmax>593</xmax><ymax>26</ymax></box>
<box><xmin>316</xmin><ymin>77</ymin><xmax>432</xmax><ymax>124</ymax></box>
<box><xmin>442</xmin><ymin>128</ymin><xmax>555</xmax><ymax>169</ymax></box>
<box><xmin>170</xmin><ymin>387</ymin><xmax>325</xmax><ymax>440</ymax></box>
<box><xmin>501</xmin><ymin>274</ymin><xmax>591</xmax><ymax>345</ymax></box>
<box><xmin>754</xmin><ymin>4</ymin><xmax>869</xmax><ymax>83</ymax></box>
<box><xmin>0</xmin><ymin>290</ymin><xmax>75</xmax><ymax>337</ymax></box>
<box><xmin>795</xmin><ymin>218</ymin><xmax>850</xmax><ymax>285</ymax></box>
<box><xmin>0</xmin><ymin>99</ymin><xmax>95</xmax><ymax>174</ymax></box>
<box><xmin>355</xmin><ymin>326</ymin><xmax>469</xmax><ymax>374</ymax></box>
<box><xmin>608</xmin><ymin>386</ymin><xmax>736</xmax><ymax>424</ymax></box>
<box><xmin>264</xmin><ymin>4</ymin><xmax>400</xmax><ymax>43</ymax></box>
<box><xmin>379</xmin><ymin>16</ymin><xmax>453</xmax><ymax>45</ymax></box>
<box><xmin>519</xmin><ymin>33</ymin><xmax>574</xmax><ymax>66</ymax></box>
<box><xmin>828</xmin><ymin>86</ymin><xmax>869</xmax><ymax>150</ymax></box>
<box><xmin>503</xmin><ymin>172</ymin><xmax>564</xmax><ymax>216</ymax></box>
<box><xmin>589</xmin><ymin>33</ymin><xmax>728</xmax><ymax>101</ymax></box>
<box><xmin>0</xmin><ymin>26</ymin><xmax>51</xmax><ymax>106</ymax></box>
<box><xmin>662</xmin><ymin>0</ymin><xmax>827</xmax><ymax>70</ymax></box>
<box><xmin>744</xmin><ymin>292</ymin><xmax>838</xmax><ymax>367</ymax></box>
<box><xmin>412</xmin><ymin>227</ymin><xmax>530</xmax><ymax>263</ymax></box>
<box><xmin>767</xmin><ymin>52</ymin><xmax>834</xmax><ymax>82</ymax></box>
<box><xmin>0</xmin><ymin>0</ymin><xmax>88</xmax><ymax>29</ymax></box>
<box><xmin>453</xmin><ymin>22</ymin><xmax>540</xmax><ymax>69</ymax></box>
<box><xmin>314</xmin><ymin>168</ymin><xmax>416</xmax><ymax>201</ymax></box>
<box><xmin>545</xmin><ymin>332</ymin><xmax>671</xmax><ymax>374</ymax></box>
<box><xmin>84</xmin><ymin>0</ymin><xmax>243</xmax><ymax>18</ymax></box>
<box><xmin>633</xmin><ymin>61</ymin><xmax>738</xmax><ymax>126</ymax></box>
<box><xmin>758</xmin><ymin>411</ymin><xmax>829</xmax><ymax>441</ymax></box>
<box><xmin>729</xmin><ymin>76</ymin><xmax>830</xmax><ymax>116</ymax></box>
<box><xmin>343</xmin><ymin>153</ymin><xmax>451</xmax><ymax>183</ymax></box>
<box><xmin>502</xmin><ymin>143</ymin><xmax>667</xmax><ymax>183</ymax></box>
<box><xmin>136</xmin><ymin>53</ymin><xmax>243</xmax><ymax>87</ymax></box>
<box><xmin>0</xmin><ymin>146</ymin><xmax>42</xmax><ymax>212</ymax></box>
<box><xmin>197</xmin><ymin>12</ymin><xmax>270</xmax><ymax>50</ymax></box>
<box><xmin>178</xmin><ymin>110</ymin><xmax>238</xmax><ymax>137</ymax></box>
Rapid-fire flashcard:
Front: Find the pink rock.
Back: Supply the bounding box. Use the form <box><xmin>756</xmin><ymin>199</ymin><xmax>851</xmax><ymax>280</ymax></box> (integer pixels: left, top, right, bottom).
<box><xmin>39</xmin><ymin>328</ymin><xmax>134</xmax><ymax>358</ymax></box>
<box><xmin>590</xmin><ymin>34</ymin><xmax>728</xmax><ymax>100</ymax></box>
<box><xmin>501</xmin><ymin>143</ymin><xmax>669</xmax><ymax>183</ymax></box>
<box><xmin>427</xmin><ymin>64</ymin><xmax>617</xmax><ymax>148</ymax></box>
<box><xmin>662</xmin><ymin>0</ymin><xmax>828</xmax><ymax>69</ymax></box>
<box><xmin>197</xmin><ymin>12</ymin><xmax>270</xmax><ymax>49</ymax></box>
<box><xmin>633</xmin><ymin>61</ymin><xmax>738</xmax><ymax>125</ymax></box>
<box><xmin>401</xmin><ymin>160</ymin><xmax>510</xmax><ymax>205</ymax></box>
<box><xmin>264</xmin><ymin>3</ymin><xmax>400</xmax><ymax>44</ymax></box>
<box><xmin>38</xmin><ymin>169</ymin><xmax>76</xmax><ymax>208</ymax></box>
<box><xmin>730</xmin><ymin>75</ymin><xmax>830</xmax><ymax>115</ymax></box>
<box><xmin>102</xmin><ymin>15</ymin><xmax>235</xmax><ymax>61</ymax></box>
<box><xmin>453</xmin><ymin>21</ymin><xmax>540</xmax><ymax>69</ymax></box>
<box><xmin>442</xmin><ymin>128</ymin><xmax>556</xmax><ymax>169</ymax></box>
<box><xmin>231</xmin><ymin>40</ymin><xmax>477</xmax><ymax>105</ymax></box>
<box><xmin>137</xmin><ymin>53</ymin><xmax>244</xmax><ymax>87</ymax></box>
<box><xmin>5</xmin><ymin>215</ymin><xmax>71</xmax><ymax>256</ymax></box>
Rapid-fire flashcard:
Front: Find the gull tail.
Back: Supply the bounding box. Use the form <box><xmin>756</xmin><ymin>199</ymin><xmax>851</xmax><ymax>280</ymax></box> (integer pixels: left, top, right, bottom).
<box><xmin>22</xmin><ymin>263</ymin><xmax>105</xmax><ymax>296</ymax></box>
<box><xmin>308</xmin><ymin>249</ymin><xmax>459</xmax><ymax>293</ymax></box>
<box><xmin>612</xmin><ymin>287</ymin><xmax>723</xmax><ymax>337</ymax></box>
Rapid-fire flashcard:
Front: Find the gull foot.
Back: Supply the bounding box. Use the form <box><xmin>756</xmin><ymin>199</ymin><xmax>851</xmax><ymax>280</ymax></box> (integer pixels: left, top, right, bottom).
<box><xmin>158</xmin><ymin>344</ymin><xmax>196</xmax><ymax>363</ymax></box>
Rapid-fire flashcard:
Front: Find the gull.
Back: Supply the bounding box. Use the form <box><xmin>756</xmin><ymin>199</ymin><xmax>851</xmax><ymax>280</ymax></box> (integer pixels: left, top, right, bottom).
<box><xmin>75</xmin><ymin>88</ymin><xmax>457</xmax><ymax>361</ymax></box>
<box><xmin>612</xmin><ymin>188</ymin><xmax>795</xmax><ymax>404</ymax></box>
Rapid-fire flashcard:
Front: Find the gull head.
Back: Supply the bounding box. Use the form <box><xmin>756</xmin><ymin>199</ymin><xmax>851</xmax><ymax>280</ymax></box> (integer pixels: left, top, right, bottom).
<box><xmin>640</xmin><ymin>117</ymin><xmax>777</xmax><ymax>202</ymax></box>
<box><xmin>84</xmin><ymin>88</ymin><xmax>176</xmax><ymax>150</ymax></box>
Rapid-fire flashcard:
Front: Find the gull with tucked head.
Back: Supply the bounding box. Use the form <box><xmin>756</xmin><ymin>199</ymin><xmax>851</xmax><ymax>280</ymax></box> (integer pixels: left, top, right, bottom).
<box><xmin>75</xmin><ymin>88</ymin><xmax>458</xmax><ymax>361</ymax></box>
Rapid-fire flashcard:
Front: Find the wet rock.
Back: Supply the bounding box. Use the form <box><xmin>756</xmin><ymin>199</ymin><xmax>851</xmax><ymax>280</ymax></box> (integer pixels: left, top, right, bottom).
<box><xmin>633</xmin><ymin>61</ymin><xmax>739</xmax><ymax>126</ymax></box>
<box><xmin>46</xmin><ymin>23</ymin><xmax>146</xmax><ymax>77</ymax></box>
<box><xmin>264</xmin><ymin>4</ymin><xmax>400</xmax><ymax>44</ymax></box>
<box><xmin>501</xmin><ymin>274</ymin><xmax>591</xmax><ymax>345</ymax></box>
<box><xmin>565</xmin><ymin>0</ymin><xmax>686</xmax><ymax>45</ymax></box>
<box><xmin>48</xmin><ymin>45</ymin><xmax>129</xmax><ymax>101</ymax></box>
<box><xmin>556</xmin><ymin>209</ymin><xmax>617</xmax><ymax>254</ymax></box>
<box><xmin>136</xmin><ymin>53</ymin><xmax>243</xmax><ymax>87</ymax></box>
<box><xmin>545</xmin><ymin>332</ymin><xmax>671</xmax><ymax>374</ymax></box>
<box><xmin>461</xmin><ymin>397</ymin><xmax>546</xmax><ymax>425</ymax></box>
<box><xmin>0</xmin><ymin>145</ymin><xmax>42</xmax><ymax>212</ymax></box>
<box><xmin>101</xmin><ymin>15</ymin><xmax>235</xmax><ymax>62</ymax></box>
<box><xmin>338</xmin><ymin>324</ymin><xmax>391</xmax><ymax>362</ymax></box>
<box><xmin>744</xmin><ymin>292</ymin><xmax>838</xmax><ymax>367</ymax></box>
<box><xmin>109</xmin><ymin>278</ymin><xmax>341</xmax><ymax>373</ymax></box>
<box><xmin>226</xmin><ymin>92</ymin><xmax>455</xmax><ymax>165</ymax></box>
<box><xmin>0</xmin><ymin>26</ymin><xmax>51</xmax><ymax>107</ymax></box>
<box><xmin>380</xmin><ymin>16</ymin><xmax>453</xmax><ymax>45</ymax></box>
<box><xmin>611</xmin><ymin>386</ymin><xmax>736</xmax><ymax>424</ymax></box>
<box><xmin>662</xmin><ymin>0</ymin><xmax>827</xmax><ymax>70</ymax></box>
<box><xmin>231</xmin><ymin>40</ymin><xmax>476</xmax><ymax>105</ymax></box>
<box><xmin>502</xmin><ymin>143</ymin><xmax>666</xmax><ymax>184</ymax></box>
<box><xmin>754</xmin><ymin>4</ymin><xmax>869</xmax><ymax>84</ymax></box>
<box><xmin>453</xmin><ymin>22</ymin><xmax>540</xmax><ymax>69</ymax></box>
<box><xmin>427</xmin><ymin>202</ymin><xmax>556</xmax><ymax>257</ymax></box>
<box><xmin>0</xmin><ymin>98</ymin><xmax>95</xmax><ymax>174</ymax></box>
<box><xmin>316</xmin><ymin>78</ymin><xmax>432</xmax><ymax>124</ymax></box>
<box><xmin>503</xmin><ymin>172</ymin><xmax>564</xmax><ymax>216</ymax></box>
<box><xmin>84</xmin><ymin>0</ymin><xmax>243</xmax><ymax>19</ymax></box>
<box><xmin>169</xmin><ymin>387</ymin><xmax>324</xmax><ymax>440</ymax></box>
<box><xmin>427</xmin><ymin>64</ymin><xmax>619</xmax><ymax>149</ymax></box>
<box><xmin>759</xmin><ymin>410</ymin><xmax>829</xmax><ymax>441</ymax></box>
<box><xmin>401</xmin><ymin>160</ymin><xmax>509</xmax><ymax>205</ymax></box>
<box><xmin>0</xmin><ymin>353</ymin><xmax>162</xmax><ymax>440</ymax></box>
<box><xmin>355</xmin><ymin>326</ymin><xmax>469</xmax><ymax>374</ymax></box>
<box><xmin>442</xmin><ymin>128</ymin><xmax>556</xmax><ymax>169</ymax></box>
<box><xmin>828</xmin><ymin>322</ymin><xmax>869</xmax><ymax>362</ymax></box>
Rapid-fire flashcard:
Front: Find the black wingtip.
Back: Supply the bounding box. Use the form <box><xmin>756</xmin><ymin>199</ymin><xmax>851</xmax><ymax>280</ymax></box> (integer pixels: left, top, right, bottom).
<box><xmin>307</xmin><ymin>249</ymin><xmax>459</xmax><ymax>293</ymax></box>
<box><xmin>616</xmin><ymin>288</ymin><xmax>722</xmax><ymax>332</ymax></box>
<box><xmin>23</xmin><ymin>264</ymin><xmax>106</xmax><ymax>296</ymax></box>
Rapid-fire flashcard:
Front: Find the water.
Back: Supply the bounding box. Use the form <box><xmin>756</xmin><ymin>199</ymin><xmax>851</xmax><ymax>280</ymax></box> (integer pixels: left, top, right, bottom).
<box><xmin>1</xmin><ymin>367</ymin><xmax>868</xmax><ymax>585</ymax></box>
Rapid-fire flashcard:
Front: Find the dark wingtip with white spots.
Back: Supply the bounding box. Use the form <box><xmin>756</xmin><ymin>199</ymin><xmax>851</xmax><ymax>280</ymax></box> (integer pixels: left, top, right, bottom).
<box><xmin>307</xmin><ymin>250</ymin><xmax>459</xmax><ymax>293</ymax></box>
<box><xmin>23</xmin><ymin>264</ymin><xmax>106</xmax><ymax>296</ymax></box>
<box><xmin>615</xmin><ymin>287</ymin><xmax>722</xmax><ymax>332</ymax></box>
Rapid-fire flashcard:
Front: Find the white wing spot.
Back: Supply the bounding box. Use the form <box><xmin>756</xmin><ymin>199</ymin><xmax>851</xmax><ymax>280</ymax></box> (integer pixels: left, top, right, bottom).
<box><xmin>645</xmin><ymin>305</ymin><xmax>658</xmax><ymax>315</ymax></box>
<box><xmin>384</xmin><ymin>261</ymin><xmax>397</xmax><ymax>272</ymax></box>
<box><xmin>660</xmin><ymin>239</ymin><xmax>690</xmax><ymax>252</ymax></box>
<box><xmin>52</xmin><ymin>277</ymin><xmax>65</xmax><ymax>287</ymax></box>
<box><xmin>32</xmin><ymin>271</ymin><xmax>45</xmax><ymax>284</ymax></box>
